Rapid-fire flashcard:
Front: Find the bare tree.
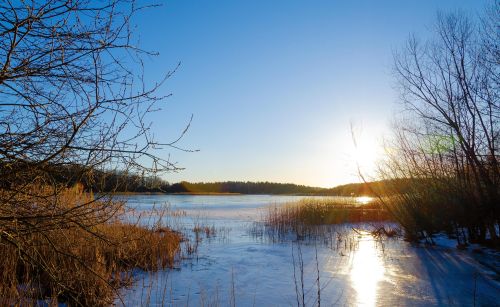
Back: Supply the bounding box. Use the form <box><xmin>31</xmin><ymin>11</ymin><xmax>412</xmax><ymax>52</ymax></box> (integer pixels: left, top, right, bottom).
<box><xmin>0</xmin><ymin>0</ymin><xmax>188</xmax><ymax>304</ymax></box>
<box><xmin>382</xmin><ymin>5</ymin><xmax>499</xmax><ymax>243</ymax></box>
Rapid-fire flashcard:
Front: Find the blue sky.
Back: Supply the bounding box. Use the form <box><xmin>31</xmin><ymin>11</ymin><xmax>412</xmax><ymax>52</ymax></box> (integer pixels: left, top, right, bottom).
<box><xmin>134</xmin><ymin>0</ymin><xmax>488</xmax><ymax>187</ymax></box>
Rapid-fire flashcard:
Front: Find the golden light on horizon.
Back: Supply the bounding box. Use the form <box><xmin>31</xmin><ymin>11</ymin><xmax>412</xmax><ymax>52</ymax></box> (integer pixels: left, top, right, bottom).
<box><xmin>357</xmin><ymin>196</ymin><xmax>373</xmax><ymax>205</ymax></box>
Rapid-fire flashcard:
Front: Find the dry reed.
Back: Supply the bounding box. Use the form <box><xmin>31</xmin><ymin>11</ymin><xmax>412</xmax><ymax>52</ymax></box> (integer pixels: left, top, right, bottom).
<box><xmin>264</xmin><ymin>198</ymin><xmax>391</xmax><ymax>234</ymax></box>
<box><xmin>0</xmin><ymin>185</ymin><xmax>181</xmax><ymax>306</ymax></box>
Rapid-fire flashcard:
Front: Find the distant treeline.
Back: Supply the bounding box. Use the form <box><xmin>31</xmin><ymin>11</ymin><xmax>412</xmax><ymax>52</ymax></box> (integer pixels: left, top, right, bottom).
<box><xmin>1</xmin><ymin>162</ymin><xmax>412</xmax><ymax>196</ymax></box>
<box><xmin>164</xmin><ymin>181</ymin><xmax>323</xmax><ymax>195</ymax></box>
<box><xmin>318</xmin><ymin>179</ymin><xmax>416</xmax><ymax>197</ymax></box>
<box><xmin>84</xmin><ymin>169</ymin><xmax>414</xmax><ymax>196</ymax></box>
<box><xmin>106</xmin><ymin>176</ymin><xmax>416</xmax><ymax>196</ymax></box>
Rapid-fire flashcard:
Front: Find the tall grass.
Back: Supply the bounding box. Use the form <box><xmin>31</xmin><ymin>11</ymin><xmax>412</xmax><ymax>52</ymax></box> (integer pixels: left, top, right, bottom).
<box><xmin>263</xmin><ymin>198</ymin><xmax>391</xmax><ymax>237</ymax></box>
<box><xmin>0</xmin><ymin>185</ymin><xmax>181</xmax><ymax>306</ymax></box>
<box><xmin>378</xmin><ymin>179</ymin><xmax>496</xmax><ymax>245</ymax></box>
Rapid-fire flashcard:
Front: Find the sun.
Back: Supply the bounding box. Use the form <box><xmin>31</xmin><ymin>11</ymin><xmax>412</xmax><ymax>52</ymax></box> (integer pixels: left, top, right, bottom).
<box><xmin>352</xmin><ymin>137</ymin><xmax>380</xmax><ymax>175</ymax></box>
<box><xmin>346</xmin><ymin>121</ymin><xmax>388</xmax><ymax>182</ymax></box>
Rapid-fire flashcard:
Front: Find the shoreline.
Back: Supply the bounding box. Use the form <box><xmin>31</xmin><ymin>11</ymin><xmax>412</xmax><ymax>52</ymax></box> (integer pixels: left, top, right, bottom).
<box><xmin>110</xmin><ymin>191</ymin><xmax>243</xmax><ymax>196</ymax></box>
<box><xmin>108</xmin><ymin>192</ymin><xmax>353</xmax><ymax>196</ymax></box>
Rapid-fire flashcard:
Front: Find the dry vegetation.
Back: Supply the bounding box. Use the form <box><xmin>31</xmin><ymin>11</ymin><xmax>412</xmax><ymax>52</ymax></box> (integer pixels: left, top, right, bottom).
<box><xmin>379</xmin><ymin>5</ymin><xmax>499</xmax><ymax>246</ymax></box>
<box><xmin>0</xmin><ymin>1</ymin><xmax>187</xmax><ymax>305</ymax></box>
<box><xmin>0</xmin><ymin>185</ymin><xmax>181</xmax><ymax>306</ymax></box>
<box><xmin>262</xmin><ymin>198</ymin><xmax>391</xmax><ymax>237</ymax></box>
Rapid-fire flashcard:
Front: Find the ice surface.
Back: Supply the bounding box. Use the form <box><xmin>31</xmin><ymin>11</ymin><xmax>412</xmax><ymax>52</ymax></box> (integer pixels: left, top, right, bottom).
<box><xmin>117</xmin><ymin>195</ymin><xmax>500</xmax><ymax>306</ymax></box>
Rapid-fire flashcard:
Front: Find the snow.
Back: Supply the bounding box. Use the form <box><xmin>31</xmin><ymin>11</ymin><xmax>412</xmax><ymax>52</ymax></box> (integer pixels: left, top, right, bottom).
<box><xmin>117</xmin><ymin>195</ymin><xmax>500</xmax><ymax>306</ymax></box>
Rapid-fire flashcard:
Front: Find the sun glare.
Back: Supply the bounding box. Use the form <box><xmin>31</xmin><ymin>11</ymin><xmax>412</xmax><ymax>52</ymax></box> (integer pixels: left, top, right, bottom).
<box><xmin>356</xmin><ymin>196</ymin><xmax>373</xmax><ymax>205</ymax></box>
<box><xmin>350</xmin><ymin>235</ymin><xmax>385</xmax><ymax>306</ymax></box>
<box><xmin>349</xmin><ymin>128</ymin><xmax>384</xmax><ymax>179</ymax></box>
<box><xmin>353</xmin><ymin>142</ymin><xmax>379</xmax><ymax>171</ymax></box>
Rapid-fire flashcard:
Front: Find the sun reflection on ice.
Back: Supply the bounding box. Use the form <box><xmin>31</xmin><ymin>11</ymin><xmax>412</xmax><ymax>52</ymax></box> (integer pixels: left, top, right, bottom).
<box><xmin>350</xmin><ymin>235</ymin><xmax>385</xmax><ymax>306</ymax></box>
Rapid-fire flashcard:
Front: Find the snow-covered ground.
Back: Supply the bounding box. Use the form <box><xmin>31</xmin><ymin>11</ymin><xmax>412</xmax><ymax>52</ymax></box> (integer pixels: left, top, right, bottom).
<box><xmin>117</xmin><ymin>195</ymin><xmax>500</xmax><ymax>306</ymax></box>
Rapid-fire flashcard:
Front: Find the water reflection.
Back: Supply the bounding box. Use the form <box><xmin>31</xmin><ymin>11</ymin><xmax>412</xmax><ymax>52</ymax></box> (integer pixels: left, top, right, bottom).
<box><xmin>350</xmin><ymin>235</ymin><xmax>385</xmax><ymax>306</ymax></box>
<box><xmin>356</xmin><ymin>196</ymin><xmax>373</xmax><ymax>205</ymax></box>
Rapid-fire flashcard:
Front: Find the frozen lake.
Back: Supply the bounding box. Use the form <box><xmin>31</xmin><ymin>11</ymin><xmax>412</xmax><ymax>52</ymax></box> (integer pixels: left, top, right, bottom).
<box><xmin>117</xmin><ymin>195</ymin><xmax>500</xmax><ymax>306</ymax></box>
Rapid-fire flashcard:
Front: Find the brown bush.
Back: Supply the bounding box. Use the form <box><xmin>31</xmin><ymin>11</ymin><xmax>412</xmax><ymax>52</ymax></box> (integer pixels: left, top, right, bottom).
<box><xmin>0</xmin><ymin>186</ymin><xmax>181</xmax><ymax>306</ymax></box>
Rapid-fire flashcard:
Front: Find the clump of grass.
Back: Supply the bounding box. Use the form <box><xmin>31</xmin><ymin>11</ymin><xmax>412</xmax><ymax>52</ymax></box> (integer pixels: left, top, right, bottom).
<box><xmin>184</xmin><ymin>224</ymin><xmax>218</xmax><ymax>256</ymax></box>
<box><xmin>194</xmin><ymin>225</ymin><xmax>217</xmax><ymax>238</ymax></box>
<box><xmin>254</xmin><ymin>198</ymin><xmax>395</xmax><ymax>243</ymax></box>
<box><xmin>0</xmin><ymin>185</ymin><xmax>181</xmax><ymax>306</ymax></box>
<box><xmin>264</xmin><ymin>198</ymin><xmax>391</xmax><ymax>235</ymax></box>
